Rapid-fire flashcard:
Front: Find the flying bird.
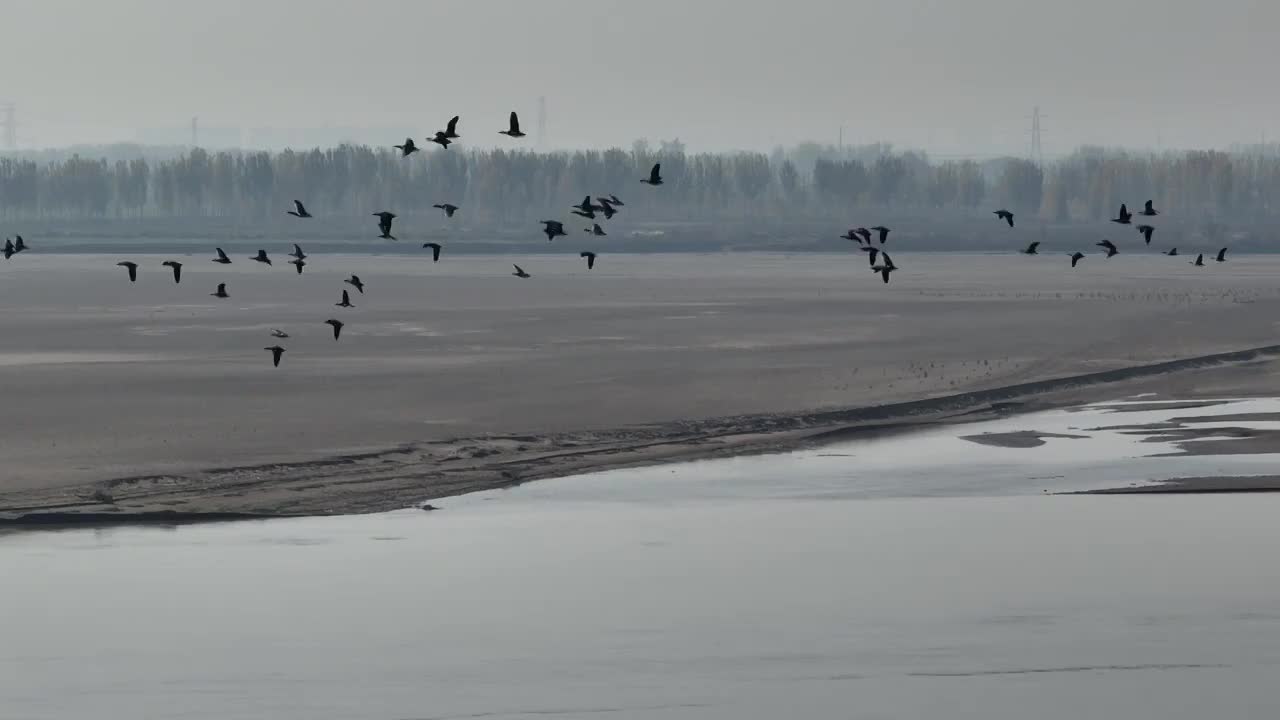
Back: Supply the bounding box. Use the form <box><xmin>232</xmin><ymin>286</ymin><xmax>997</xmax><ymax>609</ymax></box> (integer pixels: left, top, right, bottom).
<box><xmin>870</xmin><ymin>253</ymin><xmax>897</xmax><ymax>284</ymax></box>
<box><xmin>1111</xmin><ymin>203</ymin><xmax>1132</xmax><ymax>225</ymax></box>
<box><xmin>1165</xmin><ymin>248</ymin><xmax>1178</xmax><ymax>256</ymax></box>
<box><xmin>290</xmin><ymin>243</ymin><xmax>307</xmax><ymax>260</ymax></box>
<box><xmin>14</xmin><ymin>236</ymin><xmax>27</xmax><ymax>253</ymax></box>
<box><xmin>1191</xmin><ymin>253</ymin><xmax>1205</xmax><ymax>267</ymax></box>
<box><xmin>433</xmin><ymin>203</ymin><xmax>459</xmax><ymax>218</ymax></box>
<box><xmin>289</xmin><ymin>258</ymin><xmax>306</xmax><ymax>274</ymax></box>
<box><xmin>3</xmin><ymin>239</ymin><xmax>13</xmax><ymax>259</ymax></box>
<box><xmin>994</xmin><ymin>210</ymin><xmax>1015</xmax><ymax>227</ymax></box>
<box><xmin>861</xmin><ymin>245</ymin><xmax>880</xmax><ymax>265</ymax></box>
<box><xmin>443</xmin><ymin>115</ymin><xmax>461</xmax><ymax>139</ymax></box>
<box><xmin>287</xmin><ymin>200</ymin><xmax>312</xmax><ymax>218</ymax></box>
<box><xmin>1023</xmin><ymin>242</ymin><xmax>1040</xmax><ymax>255</ymax></box>
<box><xmin>854</xmin><ymin>227</ymin><xmax>873</xmax><ymax>244</ymax></box>
<box><xmin>1137</xmin><ymin>225</ymin><xmax>1155</xmax><ymax>244</ymax></box>
<box><xmin>324</xmin><ymin>318</ymin><xmax>344</xmax><ymax>340</ymax></box>
<box><xmin>1069</xmin><ymin>252</ymin><xmax>1085</xmax><ymax>268</ymax></box>
<box><xmin>871</xmin><ymin>226</ymin><xmax>891</xmax><ymax>244</ymax></box>
<box><xmin>117</xmin><ymin>261</ymin><xmax>138</xmax><ymax>282</ymax></box>
<box><xmin>211</xmin><ymin>283</ymin><xmax>229</xmax><ymax>299</ymax></box>
<box><xmin>252</xmin><ymin>249</ymin><xmax>272</xmax><ymax>265</ymax></box>
<box><xmin>607</xmin><ymin>194</ymin><xmax>625</xmax><ymax>207</ymax></box>
<box><xmin>1215</xmin><ymin>247</ymin><xmax>1228</xmax><ymax>263</ymax></box>
<box><xmin>587</xmin><ymin>224</ymin><xmax>607</xmax><ymax>236</ymax></box>
<box><xmin>499</xmin><ymin>111</ymin><xmax>526</xmax><ymax>138</ymax></box>
<box><xmin>394</xmin><ymin>138</ymin><xmax>419</xmax><ymax>157</ymax></box>
<box><xmin>422</xmin><ymin>242</ymin><xmax>443</xmax><ymax>262</ymax></box>
<box><xmin>264</xmin><ymin>345</ymin><xmax>285</xmax><ymax>367</ymax></box>
<box><xmin>642</xmin><ymin>163</ymin><xmax>663</xmax><ymax>186</ymax></box>
<box><xmin>429</xmin><ymin>131</ymin><xmax>452</xmax><ymax>149</ymax></box>
<box><xmin>270</xmin><ymin>329</ymin><xmax>289</xmax><ymax>339</ymax></box>
<box><xmin>162</xmin><ymin>260</ymin><xmax>183</xmax><ymax>283</ymax></box>
<box><xmin>512</xmin><ymin>264</ymin><xmax>531</xmax><ymax>278</ymax></box>
<box><xmin>373</xmin><ymin>211</ymin><xmax>396</xmax><ymax>239</ymax></box>
<box><xmin>1096</xmin><ymin>239</ymin><xmax>1118</xmax><ymax>258</ymax></box>
<box><xmin>212</xmin><ymin>247</ymin><xmax>232</xmax><ymax>264</ymax></box>
<box><xmin>336</xmin><ymin>290</ymin><xmax>354</xmax><ymax>308</ymax></box>
<box><xmin>596</xmin><ymin>198</ymin><xmax>618</xmax><ymax>220</ymax></box>
<box><xmin>541</xmin><ymin>220</ymin><xmax>567</xmax><ymax>241</ymax></box>
<box><xmin>345</xmin><ymin>274</ymin><xmax>365</xmax><ymax>293</ymax></box>
<box><xmin>840</xmin><ymin>229</ymin><xmax>861</xmax><ymax>242</ymax></box>
<box><xmin>570</xmin><ymin>196</ymin><xmax>596</xmax><ymax>219</ymax></box>
<box><xmin>1140</xmin><ymin>200</ymin><xmax>1159</xmax><ymax>217</ymax></box>
<box><xmin>580</xmin><ymin>251</ymin><xmax>597</xmax><ymax>270</ymax></box>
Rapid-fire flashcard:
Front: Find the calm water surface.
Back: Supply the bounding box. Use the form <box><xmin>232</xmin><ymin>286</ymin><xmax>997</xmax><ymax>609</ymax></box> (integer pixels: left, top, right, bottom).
<box><xmin>4</xmin><ymin>400</ymin><xmax>1280</xmax><ymax>720</ymax></box>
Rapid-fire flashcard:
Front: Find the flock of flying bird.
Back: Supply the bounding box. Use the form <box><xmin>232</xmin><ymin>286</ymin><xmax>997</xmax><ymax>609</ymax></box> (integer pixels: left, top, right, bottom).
<box><xmin>843</xmin><ymin>198</ymin><xmax>1228</xmax><ymax>283</ymax></box>
<box><xmin>2</xmin><ymin>112</ymin><xmax>665</xmax><ymax>367</ymax></box>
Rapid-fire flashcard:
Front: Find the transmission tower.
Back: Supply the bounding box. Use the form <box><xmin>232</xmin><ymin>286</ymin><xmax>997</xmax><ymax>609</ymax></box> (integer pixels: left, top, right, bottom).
<box><xmin>536</xmin><ymin>96</ymin><xmax>547</xmax><ymax>150</ymax></box>
<box><xmin>1028</xmin><ymin>106</ymin><xmax>1046</xmax><ymax>167</ymax></box>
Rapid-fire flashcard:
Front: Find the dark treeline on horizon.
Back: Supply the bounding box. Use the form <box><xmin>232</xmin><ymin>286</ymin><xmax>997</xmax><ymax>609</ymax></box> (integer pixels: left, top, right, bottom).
<box><xmin>0</xmin><ymin>141</ymin><xmax>1273</xmax><ymax>237</ymax></box>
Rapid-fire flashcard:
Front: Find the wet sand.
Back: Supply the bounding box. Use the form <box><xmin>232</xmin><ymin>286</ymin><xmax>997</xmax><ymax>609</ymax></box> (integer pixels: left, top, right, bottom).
<box><xmin>7</xmin><ymin>251</ymin><xmax>1280</xmax><ymax>522</ymax></box>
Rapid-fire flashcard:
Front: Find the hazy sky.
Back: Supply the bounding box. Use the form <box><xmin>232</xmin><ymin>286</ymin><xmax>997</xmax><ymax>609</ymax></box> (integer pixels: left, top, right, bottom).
<box><xmin>3</xmin><ymin>0</ymin><xmax>1278</xmax><ymax>154</ymax></box>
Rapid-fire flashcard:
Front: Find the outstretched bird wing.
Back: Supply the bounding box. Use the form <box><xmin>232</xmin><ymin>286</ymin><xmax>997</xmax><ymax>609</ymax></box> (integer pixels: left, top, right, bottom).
<box><xmin>509</xmin><ymin>112</ymin><xmax>521</xmax><ymax>134</ymax></box>
<box><xmin>294</xmin><ymin>200</ymin><xmax>307</xmax><ymax>215</ymax></box>
<box><xmin>649</xmin><ymin>163</ymin><xmax>662</xmax><ymax>183</ymax></box>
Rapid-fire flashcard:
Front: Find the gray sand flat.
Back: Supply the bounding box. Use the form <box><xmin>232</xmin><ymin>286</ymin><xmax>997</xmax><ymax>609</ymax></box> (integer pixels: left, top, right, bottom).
<box><xmin>5</xmin><ymin>252</ymin><xmax>1280</xmax><ymax>517</ymax></box>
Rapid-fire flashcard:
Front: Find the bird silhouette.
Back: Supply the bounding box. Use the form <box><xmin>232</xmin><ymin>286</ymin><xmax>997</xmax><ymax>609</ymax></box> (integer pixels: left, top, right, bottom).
<box><xmin>1111</xmin><ymin>203</ymin><xmax>1132</xmax><ymax>224</ymax></box>
<box><xmin>270</xmin><ymin>329</ymin><xmax>289</xmax><ymax>339</ymax></box>
<box><xmin>607</xmin><ymin>194</ymin><xmax>625</xmax><ymax>207</ymax></box>
<box><xmin>642</xmin><ymin>163</ymin><xmax>663</xmax><ymax>186</ymax></box>
<box><xmin>433</xmin><ymin>203</ymin><xmax>459</xmax><ymax>218</ymax></box>
<box><xmin>596</xmin><ymin>198</ymin><xmax>618</xmax><ymax>219</ymax></box>
<box><xmin>373</xmin><ymin>211</ymin><xmax>396</xmax><ymax>239</ymax></box>
<box><xmin>252</xmin><ymin>249</ymin><xmax>272</xmax><ymax>265</ymax></box>
<box><xmin>162</xmin><ymin>260</ymin><xmax>183</xmax><ymax>283</ymax></box>
<box><xmin>1165</xmin><ymin>248</ymin><xmax>1178</xmax><ymax>256</ymax></box>
<box><xmin>500</xmin><ymin>111</ymin><xmax>526</xmax><ymax>138</ymax></box>
<box><xmin>117</xmin><ymin>261</ymin><xmax>138</xmax><ymax>282</ymax></box>
<box><xmin>264</xmin><ymin>345</ymin><xmax>285</xmax><ymax>367</ymax></box>
<box><xmin>512</xmin><ymin>264</ymin><xmax>531</xmax><ymax>278</ymax></box>
<box><xmin>862</xmin><ymin>246</ymin><xmax>880</xmax><ymax>265</ymax></box>
<box><xmin>429</xmin><ymin>131</ymin><xmax>452</xmax><ymax>149</ymax></box>
<box><xmin>580</xmin><ymin>251</ymin><xmax>597</xmax><ymax>270</ymax></box>
<box><xmin>541</xmin><ymin>220</ymin><xmax>567</xmax><ymax>241</ymax></box>
<box><xmin>994</xmin><ymin>210</ymin><xmax>1015</xmax><ymax>227</ymax></box>
<box><xmin>444</xmin><ymin>115</ymin><xmax>461</xmax><ymax>139</ymax></box>
<box><xmin>1215</xmin><ymin>247</ymin><xmax>1228</xmax><ymax>263</ymax></box>
<box><xmin>14</xmin><ymin>236</ymin><xmax>28</xmax><ymax>253</ymax></box>
<box><xmin>325</xmin><ymin>318</ymin><xmax>344</xmax><ymax>340</ymax></box>
<box><xmin>1069</xmin><ymin>252</ymin><xmax>1085</xmax><ymax>268</ymax></box>
<box><xmin>290</xmin><ymin>243</ymin><xmax>307</xmax><ymax>260</ymax></box>
<box><xmin>1023</xmin><ymin>242</ymin><xmax>1040</xmax><ymax>255</ymax></box>
<box><xmin>212</xmin><ymin>247</ymin><xmax>232</xmax><ymax>264</ymax></box>
<box><xmin>587</xmin><ymin>223</ymin><xmax>607</xmax><ymax>236</ymax></box>
<box><xmin>287</xmin><ymin>200</ymin><xmax>312</xmax><ymax>218</ymax></box>
<box><xmin>840</xmin><ymin>229</ymin><xmax>860</xmax><ymax>242</ymax></box>
<box><xmin>422</xmin><ymin>242</ymin><xmax>442</xmax><ymax>262</ymax></box>
<box><xmin>345</xmin><ymin>275</ymin><xmax>364</xmax><ymax>293</ymax></box>
<box><xmin>336</xmin><ymin>289</ymin><xmax>354</xmax><ymax>308</ymax></box>
<box><xmin>3</xmin><ymin>238</ymin><xmax>13</xmax><ymax>259</ymax></box>
<box><xmin>1137</xmin><ymin>225</ymin><xmax>1155</xmax><ymax>244</ymax></box>
<box><xmin>871</xmin><ymin>226</ymin><xmax>891</xmax><ymax>244</ymax></box>
<box><xmin>289</xmin><ymin>258</ymin><xmax>306</xmax><ymax>274</ymax></box>
<box><xmin>1140</xmin><ymin>200</ymin><xmax>1159</xmax><ymax>217</ymax></box>
<box><xmin>394</xmin><ymin>138</ymin><xmax>419</xmax><ymax>157</ymax></box>
<box><xmin>871</xmin><ymin>253</ymin><xmax>896</xmax><ymax>284</ymax></box>
<box><xmin>1096</xmin><ymin>239</ymin><xmax>1118</xmax><ymax>258</ymax></box>
<box><xmin>854</xmin><ymin>227</ymin><xmax>873</xmax><ymax>244</ymax></box>
<box><xmin>211</xmin><ymin>283</ymin><xmax>229</xmax><ymax>299</ymax></box>
<box><xmin>1191</xmin><ymin>253</ymin><xmax>1204</xmax><ymax>267</ymax></box>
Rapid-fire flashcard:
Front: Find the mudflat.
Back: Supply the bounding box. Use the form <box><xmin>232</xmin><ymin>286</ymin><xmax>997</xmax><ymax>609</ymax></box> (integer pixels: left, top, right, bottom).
<box><xmin>4</xmin><ymin>251</ymin><xmax>1280</xmax><ymax>520</ymax></box>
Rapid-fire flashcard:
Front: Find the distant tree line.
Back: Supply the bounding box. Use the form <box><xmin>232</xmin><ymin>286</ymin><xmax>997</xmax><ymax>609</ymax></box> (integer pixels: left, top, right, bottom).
<box><xmin>0</xmin><ymin>142</ymin><xmax>1274</xmax><ymax>230</ymax></box>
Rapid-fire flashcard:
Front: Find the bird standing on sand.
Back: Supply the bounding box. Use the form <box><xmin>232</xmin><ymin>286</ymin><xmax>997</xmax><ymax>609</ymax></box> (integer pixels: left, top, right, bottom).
<box><xmin>580</xmin><ymin>251</ymin><xmax>597</xmax><ymax>270</ymax></box>
<box><xmin>212</xmin><ymin>247</ymin><xmax>232</xmax><ymax>264</ymax></box>
<box><xmin>422</xmin><ymin>242</ymin><xmax>443</xmax><ymax>262</ymax></box>
<box><xmin>345</xmin><ymin>275</ymin><xmax>365</xmax><ymax>294</ymax></box>
<box><xmin>252</xmin><ymin>249</ymin><xmax>272</xmax><ymax>265</ymax></box>
<box><xmin>1069</xmin><ymin>252</ymin><xmax>1085</xmax><ymax>268</ymax></box>
<box><xmin>162</xmin><ymin>260</ymin><xmax>183</xmax><ymax>283</ymax></box>
<box><xmin>264</xmin><ymin>345</ymin><xmax>285</xmax><ymax>367</ymax></box>
<box><xmin>336</xmin><ymin>289</ymin><xmax>354</xmax><ymax>308</ymax></box>
<box><xmin>1137</xmin><ymin>225</ymin><xmax>1155</xmax><ymax>244</ymax></box>
<box><xmin>1023</xmin><ymin>242</ymin><xmax>1040</xmax><ymax>255</ymax></box>
<box><xmin>1215</xmin><ymin>247</ymin><xmax>1228</xmax><ymax>263</ymax></box>
<box><xmin>587</xmin><ymin>224</ymin><xmax>607</xmax><ymax>236</ymax></box>
<box><xmin>642</xmin><ymin>163</ymin><xmax>664</xmax><ymax>186</ymax></box>
<box><xmin>994</xmin><ymin>210</ymin><xmax>1015</xmax><ymax>227</ymax></box>
<box><xmin>373</xmin><ymin>211</ymin><xmax>397</xmax><ymax>240</ymax></box>
<box><xmin>512</xmin><ymin>264</ymin><xmax>531</xmax><ymax>278</ymax></box>
<box><xmin>871</xmin><ymin>226</ymin><xmax>891</xmax><ymax>244</ymax></box>
<box><xmin>211</xmin><ymin>283</ymin><xmax>229</xmax><ymax>299</ymax></box>
<box><xmin>1111</xmin><ymin>203</ymin><xmax>1132</xmax><ymax>224</ymax></box>
<box><xmin>1140</xmin><ymin>200</ymin><xmax>1159</xmax><ymax>217</ymax></box>
<box><xmin>117</xmin><ymin>261</ymin><xmax>138</xmax><ymax>282</ymax></box>
<box><xmin>324</xmin><ymin>318</ymin><xmax>344</xmax><ymax>340</ymax></box>
<box><xmin>499</xmin><ymin>111</ymin><xmax>526</xmax><ymax>138</ymax></box>
<box><xmin>541</xmin><ymin>220</ymin><xmax>567</xmax><ymax>241</ymax></box>
<box><xmin>433</xmin><ymin>203</ymin><xmax>459</xmax><ymax>218</ymax></box>
<box><xmin>287</xmin><ymin>200</ymin><xmax>312</xmax><ymax>218</ymax></box>
<box><xmin>1096</xmin><ymin>239</ymin><xmax>1118</xmax><ymax>258</ymax></box>
<box><xmin>871</xmin><ymin>253</ymin><xmax>896</xmax><ymax>284</ymax></box>
<box><xmin>394</xmin><ymin>138</ymin><xmax>419</xmax><ymax>157</ymax></box>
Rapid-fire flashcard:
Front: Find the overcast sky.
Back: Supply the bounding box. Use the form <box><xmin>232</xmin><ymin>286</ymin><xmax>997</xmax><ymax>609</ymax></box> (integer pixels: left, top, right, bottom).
<box><xmin>2</xmin><ymin>0</ymin><xmax>1277</xmax><ymax>154</ymax></box>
